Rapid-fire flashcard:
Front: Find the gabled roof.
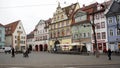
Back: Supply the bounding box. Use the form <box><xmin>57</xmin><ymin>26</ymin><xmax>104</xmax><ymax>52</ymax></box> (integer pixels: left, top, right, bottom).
<box><xmin>5</xmin><ymin>20</ymin><xmax>20</xmax><ymax>36</ymax></box>
<box><xmin>105</xmin><ymin>0</ymin><xmax>120</xmax><ymax>16</ymax></box>
<box><xmin>80</xmin><ymin>2</ymin><xmax>98</xmax><ymax>14</ymax></box>
<box><xmin>0</xmin><ymin>23</ymin><xmax>4</xmax><ymax>27</ymax></box>
<box><xmin>44</xmin><ymin>18</ymin><xmax>52</xmax><ymax>29</ymax></box>
<box><xmin>27</xmin><ymin>30</ymin><xmax>34</xmax><ymax>39</ymax></box>
<box><xmin>62</xmin><ymin>2</ymin><xmax>79</xmax><ymax>18</ymax></box>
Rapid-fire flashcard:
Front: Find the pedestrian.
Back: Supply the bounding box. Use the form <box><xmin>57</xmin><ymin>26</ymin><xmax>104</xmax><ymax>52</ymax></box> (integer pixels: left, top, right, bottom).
<box><xmin>107</xmin><ymin>48</ymin><xmax>112</xmax><ymax>60</ymax></box>
<box><xmin>11</xmin><ymin>47</ymin><xmax>15</xmax><ymax>57</ymax></box>
<box><xmin>93</xmin><ymin>48</ymin><xmax>96</xmax><ymax>55</ymax></box>
<box><xmin>23</xmin><ymin>48</ymin><xmax>29</xmax><ymax>57</ymax></box>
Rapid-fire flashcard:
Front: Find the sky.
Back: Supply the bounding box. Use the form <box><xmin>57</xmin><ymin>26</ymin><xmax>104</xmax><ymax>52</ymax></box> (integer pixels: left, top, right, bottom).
<box><xmin>0</xmin><ymin>0</ymin><xmax>105</xmax><ymax>34</ymax></box>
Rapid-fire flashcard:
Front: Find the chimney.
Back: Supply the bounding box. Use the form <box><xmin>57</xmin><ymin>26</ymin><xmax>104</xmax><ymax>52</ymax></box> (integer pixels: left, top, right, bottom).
<box><xmin>83</xmin><ymin>4</ymin><xmax>85</xmax><ymax>7</ymax></box>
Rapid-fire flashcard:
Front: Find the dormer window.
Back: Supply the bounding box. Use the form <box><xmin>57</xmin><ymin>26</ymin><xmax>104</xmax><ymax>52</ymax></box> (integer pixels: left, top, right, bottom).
<box><xmin>97</xmin><ymin>5</ymin><xmax>101</xmax><ymax>10</ymax></box>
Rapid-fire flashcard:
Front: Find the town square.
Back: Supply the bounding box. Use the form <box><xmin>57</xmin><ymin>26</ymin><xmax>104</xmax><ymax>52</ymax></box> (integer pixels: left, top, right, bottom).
<box><xmin>0</xmin><ymin>0</ymin><xmax>120</xmax><ymax>68</ymax></box>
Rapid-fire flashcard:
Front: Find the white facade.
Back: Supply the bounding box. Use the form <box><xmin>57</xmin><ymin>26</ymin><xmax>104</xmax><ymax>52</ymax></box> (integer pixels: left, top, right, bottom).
<box><xmin>27</xmin><ymin>37</ymin><xmax>35</xmax><ymax>50</ymax></box>
<box><xmin>34</xmin><ymin>20</ymin><xmax>49</xmax><ymax>51</ymax></box>
<box><xmin>5</xmin><ymin>20</ymin><xmax>26</xmax><ymax>51</ymax></box>
<box><xmin>91</xmin><ymin>4</ymin><xmax>108</xmax><ymax>53</ymax></box>
<box><xmin>13</xmin><ymin>21</ymin><xmax>26</xmax><ymax>50</ymax></box>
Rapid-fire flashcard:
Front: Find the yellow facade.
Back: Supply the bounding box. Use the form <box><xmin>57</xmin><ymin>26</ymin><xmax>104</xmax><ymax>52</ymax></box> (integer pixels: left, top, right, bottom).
<box><xmin>49</xmin><ymin>3</ymin><xmax>80</xmax><ymax>49</ymax></box>
<box><xmin>61</xmin><ymin>38</ymin><xmax>71</xmax><ymax>44</ymax></box>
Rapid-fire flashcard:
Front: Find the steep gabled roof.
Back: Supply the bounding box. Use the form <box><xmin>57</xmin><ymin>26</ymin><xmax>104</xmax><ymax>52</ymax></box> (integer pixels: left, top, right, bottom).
<box><xmin>62</xmin><ymin>3</ymin><xmax>79</xmax><ymax>18</ymax></box>
<box><xmin>105</xmin><ymin>0</ymin><xmax>120</xmax><ymax>16</ymax></box>
<box><xmin>44</xmin><ymin>18</ymin><xmax>52</xmax><ymax>29</ymax></box>
<box><xmin>80</xmin><ymin>2</ymin><xmax>98</xmax><ymax>14</ymax></box>
<box><xmin>5</xmin><ymin>20</ymin><xmax>20</xmax><ymax>36</ymax></box>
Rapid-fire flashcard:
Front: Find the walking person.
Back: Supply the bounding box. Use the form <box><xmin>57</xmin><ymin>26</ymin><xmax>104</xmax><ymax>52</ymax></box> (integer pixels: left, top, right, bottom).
<box><xmin>23</xmin><ymin>48</ymin><xmax>29</xmax><ymax>57</ymax></box>
<box><xmin>108</xmin><ymin>48</ymin><xmax>112</xmax><ymax>60</ymax></box>
<box><xmin>11</xmin><ymin>47</ymin><xmax>15</xmax><ymax>57</ymax></box>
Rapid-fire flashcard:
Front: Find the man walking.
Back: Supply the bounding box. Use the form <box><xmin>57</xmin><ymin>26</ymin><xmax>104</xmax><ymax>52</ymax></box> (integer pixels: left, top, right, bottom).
<box><xmin>11</xmin><ymin>47</ymin><xmax>15</xmax><ymax>57</ymax></box>
<box><xmin>108</xmin><ymin>48</ymin><xmax>112</xmax><ymax>60</ymax></box>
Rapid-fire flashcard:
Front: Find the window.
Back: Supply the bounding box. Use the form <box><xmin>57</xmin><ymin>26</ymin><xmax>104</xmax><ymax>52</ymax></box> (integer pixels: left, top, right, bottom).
<box><xmin>117</xmin><ymin>15</ymin><xmax>120</xmax><ymax>22</ymax></box>
<box><xmin>54</xmin><ymin>17</ymin><xmax>56</xmax><ymax>21</ymax></box>
<box><xmin>108</xmin><ymin>18</ymin><xmax>113</xmax><ymax>23</ymax></box>
<box><xmin>15</xmin><ymin>40</ymin><xmax>17</xmax><ymax>43</ymax></box>
<box><xmin>101</xmin><ymin>12</ymin><xmax>104</xmax><ymax>18</ymax></box>
<box><xmin>95</xmin><ymin>14</ymin><xmax>99</xmax><ymax>19</ymax></box>
<box><xmin>66</xmin><ymin>28</ymin><xmax>70</xmax><ymax>35</ymax></box>
<box><xmin>62</xmin><ymin>22</ymin><xmax>64</xmax><ymax>27</ymax></box>
<box><xmin>58</xmin><ymin>23</ymin><xmax>60</xmax><ymax>28</ymax></box>
<box><xmin>79</xmin><ymin>33</ymin><xmax>82</xmax><ymax>38</ymax></box>
<box><xmin>57</xmin><ymin>31</ymin><xmax>60</xmax><ymax>37</ymax></box>
<box><xmin>62</xmin><ymin>29</ymin><xmax>64</xmax><ymax>36</ymax></box>
<box><xmin>96</xmin><ymin>23</ymin><xmax>100</xmax><ymax>29</ymax></box>
<box><xmin>57</xmin><ymin>16</ymin><xmax>59</xmax><ymax>20</ymax></box>
<box><xmin>98</xmin><ymin>43</ymin><xmax>102</xmax><ymax>50</ymax></box>
<box><xmin>117</xmin><ymin>29</ymin><xmax>120</xmax><ymax>35</ymax></box>
<box><xmin>101</xmin><ymin>22</ymin><xmax>105</xmax><ymax>28</ymax></box>
<box><xmin>61</xmin><ymin>15</ymin><xmax>63</xmax><ymax>19</ymax></box>
<box><xmin>19</xmin><ymin>26</ymin><xmax>21</xmax><ymax>29</ymax></box>
<box><xmin>88</xmin><ymin>32</ymin><xmax>90</xmax><ymax>37</ymax></box>
<box><xmin>109</xmin><ymin>29</ymin><xmax>113</xmax><ymax>36</ymax></box>
<box><xmin>0</xmin><ymin>37</ymin><xmax>1</xmax><ymax>42</ymax></box>
<box><xmin>54</xmin><ymin>24</ymin><xmax>56</xmax><ymax>29</ymax></box>
<box><xmin>50</xmin><ymin>33</ymin><xmax>52</xmax><ymax>38</ymax></box>
<box><xmin>0</xmin><ymin>30</ymin><xmax>2</xmax><ymax>34</ymax></box>
<box><xmin>97</xmin><ymin>33</ymin><xmax>101</xmax><ymax>39</ymax></box>
<box><xmin>102</xmin><ymin>32</ymin><xmax>106</xmax><ymax>39</ymax></box>
<box><xmin>83</xmin><ymin>33</ymin><xmax>86</xmax><ymax>38</ymax></box>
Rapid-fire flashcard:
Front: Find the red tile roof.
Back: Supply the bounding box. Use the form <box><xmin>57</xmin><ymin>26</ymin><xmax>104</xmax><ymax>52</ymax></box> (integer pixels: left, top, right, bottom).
<box><xmin>62</xmin><ymin>3</ymin><xmax>79</xmax><ymax>18</ymax></box>
<box><xmin>80</xmin><ymin>2</ymin><xmax>98</xmax><ymax>14</ymax></box>
<box><xmin>27</xmin><ymin>30</ymin><xmax>34</xmax><ymax>39</ymax></box>
<box><xmin>5</xmin><ymin>20</ymin><xmax>20</xmax><ymax>36</ymax></box>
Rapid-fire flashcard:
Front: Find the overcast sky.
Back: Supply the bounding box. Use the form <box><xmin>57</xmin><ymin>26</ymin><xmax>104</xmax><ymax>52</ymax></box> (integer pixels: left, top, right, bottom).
<box><xmin>0</xmin><ymin>0</ymin><xmax>105</xmax><ymax>34</ymax></box>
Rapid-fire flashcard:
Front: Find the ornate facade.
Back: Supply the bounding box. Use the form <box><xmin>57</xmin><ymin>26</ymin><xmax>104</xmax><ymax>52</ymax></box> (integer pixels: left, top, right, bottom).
<box><xmin>49</xmin><ymin>3</ymin><xmax>80</xmax><ymax>49</ymax></box>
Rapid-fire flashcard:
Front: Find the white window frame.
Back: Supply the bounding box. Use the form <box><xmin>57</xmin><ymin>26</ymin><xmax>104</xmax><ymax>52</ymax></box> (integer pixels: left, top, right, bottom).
<box><xmin>108</xmin><ymin>17</ymin><xmax>113</xmax><ymax>24</ymax></box>
<box><xmin>109</xmin><ymin>29</ymin><xmax>114</xmax><ymax>36</ymax></box>
<box><xmin>117</xmin><ymin>29</ymin><xmax>120</xmax><ymax>36</ymax></box>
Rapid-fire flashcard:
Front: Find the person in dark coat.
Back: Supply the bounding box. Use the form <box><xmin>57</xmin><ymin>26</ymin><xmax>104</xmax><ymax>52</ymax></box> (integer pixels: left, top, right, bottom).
<box><xmin>108</xmin><ymin>48</ymin><xmax>112</xmax><ymax>60</ymax></box>
<box><xmin>23</xmin><ymin>48</ymin><xmax>29</xmax><ymax>57</ymax></box>
<box><xmin>11</xmin><ymin>47</ymin><xmax>15</xmax><ymax>57</ymax></box>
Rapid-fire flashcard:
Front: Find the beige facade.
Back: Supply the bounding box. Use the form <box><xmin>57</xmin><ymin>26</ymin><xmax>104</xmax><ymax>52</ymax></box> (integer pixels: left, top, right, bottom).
<box><xmin>5</xmin><ymin>20</ymin><xmax>26</xmax><ymax>51</ymax></box>
<box><xmin>49</xmin><ymin>3</ymin><xmax>80</xmax><ymax>50</ymax></box>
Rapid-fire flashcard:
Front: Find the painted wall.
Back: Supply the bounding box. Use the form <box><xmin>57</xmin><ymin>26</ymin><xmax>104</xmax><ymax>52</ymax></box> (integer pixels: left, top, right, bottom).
<box><xmin>0</xmin><ymin>27</ymin><xmax>5</xmax><ymax>48</ymax></box>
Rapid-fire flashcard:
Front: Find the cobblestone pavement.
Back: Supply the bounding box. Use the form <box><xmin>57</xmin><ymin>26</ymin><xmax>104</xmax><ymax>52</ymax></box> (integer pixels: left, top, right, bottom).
<box><xmin>0</xmin><ymin>52</ymin><xmax>120</xmax><ymax>68</ymax></box>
